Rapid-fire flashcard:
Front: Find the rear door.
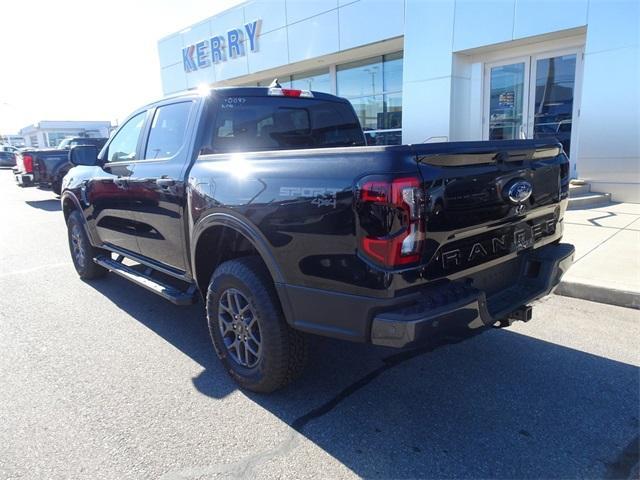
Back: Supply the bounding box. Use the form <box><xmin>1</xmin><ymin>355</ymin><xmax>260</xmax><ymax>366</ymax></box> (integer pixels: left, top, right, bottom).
<box><xmin>125</xmin><ymin>99</ymin><xmax>198</xmax><ymax>272</ymax></box>
<box><xmin>87</xmin><ymin>110</ymin><xmax>148</xmax><ymax>254</ymax></box>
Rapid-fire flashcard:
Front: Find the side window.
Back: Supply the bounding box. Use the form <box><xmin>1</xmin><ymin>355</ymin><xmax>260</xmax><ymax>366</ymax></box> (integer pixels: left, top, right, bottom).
<box><xmin>106</xmin><ymin>112</ymin><xmax>146</xmax><ymax>162</ymax></box>
<box><xmin>144</xmin><ymin>102</ymin><xmax>192</xmax><ymax>160</ymax></box>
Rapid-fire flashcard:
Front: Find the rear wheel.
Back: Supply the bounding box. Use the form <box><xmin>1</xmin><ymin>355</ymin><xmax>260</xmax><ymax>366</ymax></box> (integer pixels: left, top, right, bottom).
<box><xmin>52</xmin><ymin>180</ymin><xmax>62</xmax><ymax>196</ymax></box>
<box><xmin>66</xmin><ymin>210</ymin><xmax>107</xmax><ymax>279</ymax></box>
<box><xmin>206</xmin><ymin>256</ymin><xmax>308</xmax><ymax>393</ymax></box>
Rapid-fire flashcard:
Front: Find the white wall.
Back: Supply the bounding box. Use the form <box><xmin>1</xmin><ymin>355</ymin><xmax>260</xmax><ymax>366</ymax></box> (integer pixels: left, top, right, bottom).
<box><xmin>577</xmin><ymin>0</ymin><xmax>639</xmax><ymax>202</ymax></box>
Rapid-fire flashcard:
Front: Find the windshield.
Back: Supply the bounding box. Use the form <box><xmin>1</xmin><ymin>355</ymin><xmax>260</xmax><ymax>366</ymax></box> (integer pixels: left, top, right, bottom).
<box><xmin>56</xmin><ymin>138</ymin><xmax>73</xmax><ymax>149</ymax></box>
<box><xmin>211</xmin><ymin>95</ymin><xmax>365</xmax><ymax>153</ymax></box>
<box><xmin>57</xmin><ymin>137</ymin><xmax>107</xmax><ymax>150</ymax></box>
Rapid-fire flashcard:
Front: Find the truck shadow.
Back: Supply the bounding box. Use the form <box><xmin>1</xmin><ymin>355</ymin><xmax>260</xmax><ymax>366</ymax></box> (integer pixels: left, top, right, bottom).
<box><xmin>25</xmin><ymin>199</ymin><xmax>62</xmax><ymax>212</ymax></box>
<box><xmin>86</xmin><ymin>274</ymin><xmax>639</xmax><ymax>479</ymax></box>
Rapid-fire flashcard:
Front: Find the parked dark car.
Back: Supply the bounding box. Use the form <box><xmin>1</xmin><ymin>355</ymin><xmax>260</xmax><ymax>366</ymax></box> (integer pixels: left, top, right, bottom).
<box><xmin>14</xmin><ymin>137</ymin><xmax>107</xmax><ymax>195</ymax></box>
<box><xmin>0</xmin><ymin>146</ymin><xmax>18</xmax><ymax>167</ymax></box>
<box><xmin>61</xmin><ymin>86</ymin><xmax>574</xmax><ymax>392</ymax></box>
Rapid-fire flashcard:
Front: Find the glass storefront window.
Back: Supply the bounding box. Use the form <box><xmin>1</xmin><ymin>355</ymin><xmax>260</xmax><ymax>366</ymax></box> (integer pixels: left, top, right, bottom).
<box><xmin>533</xmin><ymin>54</ymin><xmax>577</xmax><ymax>156</ymax></box>
<box><xmin>337</xmin><ymin>57</ymin><xmax>383</xmax><ymax>98</ymax></box>
<box><xmin>382</xmin><ymin>93</ymin><xmax>402</xmax><ymax>129</ymax></box>
<box><xmin>349</xmin><ymin>94</ymin><xmax>403</xmax><ymax>131</ymax></box>
<box><xmin>364</xmin><ymin>130</ymin><xmax>402</xmax><ymax>146</ymax></box>
<box><xmin>349</xmin><ymin>95</ymin><xmax>384</xmax><ymax>130</ymax></box>
<box><xmin>291</xmin><ymin>69</ymin><xmax>331</xmax><ymax>93</ymax></box>
<box><xmin>383</xmin><ymin>52</ymin><xmax>403</xmax><ymax>93</ymax></box>
<box><xmin>47</xmin><ymin>132</ymin><xmax>68</xmax><ymax>148</ymax></box>
<box><xmin>488</xmin><ymin>62</ymin><xmax>526</xmax><ymax>140</ymax></box>
<box><xmin>337</xmin><ymin>52</ymin><xmax>403</xmax><ymax>145</ymax></box>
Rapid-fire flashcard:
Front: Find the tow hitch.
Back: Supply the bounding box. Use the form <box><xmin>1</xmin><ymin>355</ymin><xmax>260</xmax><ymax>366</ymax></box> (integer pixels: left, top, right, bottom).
<box><xmin>495</xmin><ymin>305</ymin><xmax>533</xmax><ymax>328</ymax></box>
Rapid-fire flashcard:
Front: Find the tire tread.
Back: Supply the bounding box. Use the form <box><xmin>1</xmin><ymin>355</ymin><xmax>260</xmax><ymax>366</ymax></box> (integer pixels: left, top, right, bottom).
<box><xmin>207</xmin><ymin>256</ymin><xmax>307</xmax><ymax>392</ymax></box>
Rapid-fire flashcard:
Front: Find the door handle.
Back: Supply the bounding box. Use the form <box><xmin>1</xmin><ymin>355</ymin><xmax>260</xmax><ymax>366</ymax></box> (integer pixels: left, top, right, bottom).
<box><xmin>156</xmin><ymin>178</ymin><xmax>175</xmax><ymax>188</ymax></box>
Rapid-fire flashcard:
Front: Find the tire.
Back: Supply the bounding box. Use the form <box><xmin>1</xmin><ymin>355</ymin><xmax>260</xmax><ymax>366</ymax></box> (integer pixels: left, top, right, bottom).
<box><xmin>206</xmin><ymin>256</ymin><xmax>308</xmax><ymax>393</ymax></box>
<box><xmin>52</xmin><ymin>180</ymin><xmax>62</xmax><ymax>196</ymax></box>
<box><xmin>66</xmin><ymin>210</ymin><xmax>108</xmax><ymax>280</ymax></box>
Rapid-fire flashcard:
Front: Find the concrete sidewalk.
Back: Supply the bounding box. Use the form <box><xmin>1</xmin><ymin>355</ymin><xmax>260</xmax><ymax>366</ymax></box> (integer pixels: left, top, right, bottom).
<box><xmin>556</xmin><ymin>202</ymin><xmax>640</xmax><ymax>309</ymax></box>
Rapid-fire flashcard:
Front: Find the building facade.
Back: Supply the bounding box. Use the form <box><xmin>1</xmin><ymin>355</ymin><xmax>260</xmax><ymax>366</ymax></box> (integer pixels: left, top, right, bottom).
<box><xmin>19</xmin><ymin>120</ymin><xmax>112</xmax><ymax>148</ymax></box>
<box><xmin>158</xmin><ymin>0</ymin><xmax>639</xmax><ymax>202</ymax></box>
<box><xmin>0</xmin><ymin>134</ymin><xmax>26</xmax><ymax>147</ymax></box>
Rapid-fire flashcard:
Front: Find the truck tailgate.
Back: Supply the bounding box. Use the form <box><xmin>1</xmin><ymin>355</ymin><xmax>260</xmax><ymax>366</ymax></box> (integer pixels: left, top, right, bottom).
<box><xmin>411</xmin><ymin>140</ymin><xmax>569</xmax><ymax>278</ymax></box>
<box><xmin>33</xmin><ymin>151</ymin><xmax>69</xmax><ymax>183</ymax></box>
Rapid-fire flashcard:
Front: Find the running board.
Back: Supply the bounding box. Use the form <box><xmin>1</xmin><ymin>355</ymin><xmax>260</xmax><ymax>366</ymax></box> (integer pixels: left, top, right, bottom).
<box><xmin>94</xmin><ymin>255</ymin><xmax>198</xmax><ymax>306</ymax></box>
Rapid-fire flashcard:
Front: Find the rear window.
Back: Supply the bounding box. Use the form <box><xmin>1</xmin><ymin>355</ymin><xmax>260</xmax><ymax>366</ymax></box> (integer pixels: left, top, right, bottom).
<box><xmin>211</xmin><ymin>96</ymin><xmax>365</xmax><ymax>153</ymax></box>
<box><xmin>70</xmin><ymin>138</ymin><xmax>107</xmax><ymax>149</ymax></box>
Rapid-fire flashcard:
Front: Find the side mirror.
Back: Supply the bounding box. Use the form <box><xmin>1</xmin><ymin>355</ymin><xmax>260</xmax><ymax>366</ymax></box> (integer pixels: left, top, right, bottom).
<box><xmin>69</xmin><ymin>145</ymin><xmax>99</xmax><ymax>166</ymax></box>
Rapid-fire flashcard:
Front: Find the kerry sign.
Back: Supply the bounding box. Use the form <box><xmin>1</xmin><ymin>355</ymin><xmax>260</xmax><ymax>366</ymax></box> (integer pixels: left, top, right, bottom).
<box><xmin>182</xmin><ymin>19</ymin><xmax>261</xmax><ymax>73</ymax></box>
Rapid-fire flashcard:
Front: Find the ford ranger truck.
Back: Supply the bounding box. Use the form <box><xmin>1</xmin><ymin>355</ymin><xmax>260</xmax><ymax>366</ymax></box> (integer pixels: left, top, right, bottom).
<box><xmin>61</xmin><ymin>86</ymin><xmax>574</xmax><ymax>392</ymax></box>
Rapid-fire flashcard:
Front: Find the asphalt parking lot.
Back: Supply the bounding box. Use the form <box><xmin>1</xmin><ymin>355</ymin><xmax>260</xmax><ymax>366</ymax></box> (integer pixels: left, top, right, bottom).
<box><xmin>1</xmin><ymin>168</ymin><xmax>638</xmax><ymax>480</ymax></box>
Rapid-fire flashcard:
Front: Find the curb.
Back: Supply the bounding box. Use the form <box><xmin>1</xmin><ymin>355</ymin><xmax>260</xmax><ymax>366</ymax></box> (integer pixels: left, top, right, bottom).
<box><xmin>555</xmin><ymin>280</ymin><xmax>640</xmax><ymax>310</ymax></box>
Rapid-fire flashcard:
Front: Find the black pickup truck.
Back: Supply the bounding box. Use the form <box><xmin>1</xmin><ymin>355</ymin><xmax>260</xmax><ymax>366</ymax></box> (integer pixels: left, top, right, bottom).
<box><xmin>61</xmin><ymin>86</ymin><xmax>574</xmax><ymax>392</ymax></box>
<box><xmin>14</xmin><ymin>137</ymin><xmax>107</xmax><ymax>195</ymax></box>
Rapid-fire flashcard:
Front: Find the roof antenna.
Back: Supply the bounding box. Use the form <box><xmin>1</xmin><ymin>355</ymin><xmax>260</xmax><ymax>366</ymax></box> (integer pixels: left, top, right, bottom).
<box><xmin>268</xmin><ymin>78</ymin><xmax>282</xmax><ymax>88</ymax></box>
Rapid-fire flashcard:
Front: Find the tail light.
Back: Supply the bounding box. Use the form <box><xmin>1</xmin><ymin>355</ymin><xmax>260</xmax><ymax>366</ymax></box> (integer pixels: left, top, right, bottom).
<box><xmin>268</xmin><ymin>87</ymin><xmax>314</xmax><ymax>98</ymax></box>
<box><xmin>357</xmin><ymin>176</ymin><xmax>425</xmax><ymax>267</ymax></box>
<box><xmin>22</xmin><ymin>154</ymin><xmax>34</xmax><ymax>173</ymax></box>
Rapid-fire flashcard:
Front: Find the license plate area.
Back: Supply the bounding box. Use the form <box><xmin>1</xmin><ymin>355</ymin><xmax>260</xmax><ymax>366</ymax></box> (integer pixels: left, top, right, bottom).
<box><xmin>425</xmin><ymin>214</ymin><xmax>557</xmax><ymax>278</ymax></box>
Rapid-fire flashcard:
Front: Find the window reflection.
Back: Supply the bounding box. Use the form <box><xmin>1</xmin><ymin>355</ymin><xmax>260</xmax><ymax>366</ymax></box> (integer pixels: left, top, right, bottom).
<box><xmin>383</xmin><ymin>52</ymin><xmax>403</xmax><ymax>94</ymax></box>
<box><xmin>533</xmin><ymin>54</ymin><xmax>576</xmax><ymax>156</ymax></box>
<box><xmin>488</xmin><ymin>62</ymin><xmax>526</xmax><ymax>140</ymax></box>
<box><xmin>254</xmin><ymin>69</ymin><xmax>331</xmax><ymax>93</ymax></box>
<box><xmin>337</xmin><ymin>52</ymin><xmax>403</xmax><ymax>145</ymax></box>
<box><xmin>291</xmin><ymin>69</ymin><xmax>331</xmax><ymax>93</ymax></box>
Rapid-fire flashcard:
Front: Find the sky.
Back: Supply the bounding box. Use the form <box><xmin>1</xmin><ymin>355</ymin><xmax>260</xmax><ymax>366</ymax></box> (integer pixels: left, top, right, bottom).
<box><xmin>0</xmin><ymin>0</ymin><xmax>244</xmax><ymax>133</ymax></box>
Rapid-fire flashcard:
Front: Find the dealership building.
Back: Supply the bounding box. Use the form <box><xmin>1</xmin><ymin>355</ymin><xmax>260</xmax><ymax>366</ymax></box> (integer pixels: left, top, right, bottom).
<box><xmin>158</xmin><ymin>0</ymin><xmax>639</xmax><ymax>202</ymax></box>
<box><xmin>19</xmin><ymin>120</ymin><xmax>112</xmax><ymax>148</ymax></box>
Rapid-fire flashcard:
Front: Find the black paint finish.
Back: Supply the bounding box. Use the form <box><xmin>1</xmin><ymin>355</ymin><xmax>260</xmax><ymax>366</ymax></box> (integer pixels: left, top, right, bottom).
<box><xmin>61</xmin><ymin>87</ymin><xmax>571</xmax><ymax>342</ymax></box>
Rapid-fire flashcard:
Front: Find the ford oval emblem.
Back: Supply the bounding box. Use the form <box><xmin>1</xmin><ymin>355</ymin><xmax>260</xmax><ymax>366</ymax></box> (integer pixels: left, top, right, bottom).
<box><xmin>506</xmin><ymin>179</ymin><xmax>533</xmax><ymax>204</ymax></box>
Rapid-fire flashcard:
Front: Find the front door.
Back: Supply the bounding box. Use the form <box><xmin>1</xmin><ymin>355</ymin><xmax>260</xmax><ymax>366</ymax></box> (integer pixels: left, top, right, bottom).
<box><xmin>484</xmin><ymin>49</ymin><xmax>583</xmax><ymax>172</ymax></box>
<box><xmin>88</xmin><ymin>110</ymin><xmax>148</xmax><ymax>254</ymax></box>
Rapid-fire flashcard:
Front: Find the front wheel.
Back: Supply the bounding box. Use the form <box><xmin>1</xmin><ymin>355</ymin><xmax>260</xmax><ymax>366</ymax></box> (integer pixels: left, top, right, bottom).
<box><xmin>206</xmin><ymin>257</ymin><xmax>308</xmax><ymax>393</ymax></box>
<box><xmin>66</xmin><ymin>210</ymin><xmax>107</xmax><ymax>279</ymax></box>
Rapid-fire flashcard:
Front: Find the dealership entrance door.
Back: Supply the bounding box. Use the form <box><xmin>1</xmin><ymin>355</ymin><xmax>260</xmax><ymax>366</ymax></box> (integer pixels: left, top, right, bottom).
<box><xmin>483</xmin><ymin>48</ymin><xmax>583</xmax><ymax>165</ymax></box>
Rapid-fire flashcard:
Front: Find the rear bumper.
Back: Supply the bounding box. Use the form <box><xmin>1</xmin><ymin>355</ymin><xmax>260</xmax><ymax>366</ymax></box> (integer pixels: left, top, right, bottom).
<box><xmin>370</xmin><ymin>242</ymin><xmax>574</xmax><ymax>347</ymax></box>
<box><xmin>14</xmin><ymin>173</ymin><xmax>34</xmax><ymax>187</ymax></box>
<box><xmin>279</xmin><ymin>242</ymin><xmax>574</xmax><ymax>347</ymax></box>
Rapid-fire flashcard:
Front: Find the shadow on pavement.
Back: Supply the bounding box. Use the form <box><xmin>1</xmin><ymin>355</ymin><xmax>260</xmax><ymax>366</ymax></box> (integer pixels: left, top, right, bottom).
<box><xmin>25</xmin><ymin>199</ymin><xmax>61</xmax><ymax>212</ymax></box>
<box><xmin>86</xmin><ymin>274</ymin><xmax>639</xmax><ymax>479</ymax></box>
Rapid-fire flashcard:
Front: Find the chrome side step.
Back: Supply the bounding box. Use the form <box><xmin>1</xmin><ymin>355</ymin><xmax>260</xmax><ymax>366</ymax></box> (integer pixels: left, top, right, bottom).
<box><xmin>94</xmin><ymin>255</ymin><xmax>198</xmax><ymax>306</ymax></box>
